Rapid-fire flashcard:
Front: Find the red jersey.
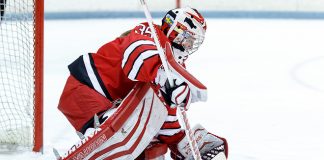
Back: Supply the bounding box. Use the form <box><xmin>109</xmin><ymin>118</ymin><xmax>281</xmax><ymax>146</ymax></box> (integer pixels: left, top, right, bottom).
<box><xmin>58</xmin><ymin>23</ymin><xmax>170</xmax><ymax>131</ymax></box>
<box><xmin>68</xmin><ymin>23</ymin><xmax>169</xmax><ymax>101</ymax></box>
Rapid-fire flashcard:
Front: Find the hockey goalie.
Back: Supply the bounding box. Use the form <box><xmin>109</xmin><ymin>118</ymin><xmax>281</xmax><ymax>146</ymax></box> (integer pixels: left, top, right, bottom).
<box><xmin>56</xmin><ymin>7</ymin><xmax>228</xmax><ymax>160</ymax></box>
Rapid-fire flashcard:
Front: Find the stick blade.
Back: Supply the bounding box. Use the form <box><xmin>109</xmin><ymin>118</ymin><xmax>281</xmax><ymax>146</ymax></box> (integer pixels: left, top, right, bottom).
<box><xmin>53</xmin><ymin>148</ymin><xmax>62</xmax><ymax>160</ymax></box>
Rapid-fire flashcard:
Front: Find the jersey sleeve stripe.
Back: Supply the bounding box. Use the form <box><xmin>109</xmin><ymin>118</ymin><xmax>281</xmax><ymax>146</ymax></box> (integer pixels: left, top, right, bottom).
<box><xmin>122</xmin><ymin>40</ymin><xmax>155</xmax><ymax>68</ymax></box>
<box><xmin>127</xmin><ymin>50</ymin><xmax>159</xmax><ymax>80</ymax></box>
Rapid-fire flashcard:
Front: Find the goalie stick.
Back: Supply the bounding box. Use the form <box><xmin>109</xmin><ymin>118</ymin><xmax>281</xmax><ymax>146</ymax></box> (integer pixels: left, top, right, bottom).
<box><xmin>139</xmin><ymin>0</ymin><xmax>203</xmax><ymax>159</ymax></box>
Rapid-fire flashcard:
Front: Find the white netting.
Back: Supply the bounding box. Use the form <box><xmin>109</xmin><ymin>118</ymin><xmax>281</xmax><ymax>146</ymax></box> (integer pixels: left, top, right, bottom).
<box><xmin>0</xmin><ymin>0</ymin><xmax>35</xmax><ymax>150</ymax></box>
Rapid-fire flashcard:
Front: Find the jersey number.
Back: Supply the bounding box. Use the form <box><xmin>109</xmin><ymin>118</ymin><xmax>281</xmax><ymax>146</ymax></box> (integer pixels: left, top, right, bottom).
<box><xmin>135</xmin><ymin>24</ymin><xmax>153</xmax><ymax>38</ymax></box>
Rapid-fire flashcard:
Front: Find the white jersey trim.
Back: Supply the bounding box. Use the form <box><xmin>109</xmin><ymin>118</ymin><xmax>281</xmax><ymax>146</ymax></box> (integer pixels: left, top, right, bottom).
<box><xmin>122</xmin><ymin>40</ymin><xmax>155</xmax><ymax>68</ymax></box>
<box><xmin>128</xmin><ymin>50</ymin><xmax>159</xmax><ymax>80</ymax></box>
<box><xmin>83</xmin><ymin>54</ymin><xmax>106</xmax><ymax>97</ymax></box>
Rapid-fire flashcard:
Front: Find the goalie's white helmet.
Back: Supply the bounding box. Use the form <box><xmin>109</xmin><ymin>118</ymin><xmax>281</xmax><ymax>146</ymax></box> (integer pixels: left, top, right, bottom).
<box><xmin>162</xmin><ymin>7</ymin><xmax>207</xmax><ymax>58</ymax></box>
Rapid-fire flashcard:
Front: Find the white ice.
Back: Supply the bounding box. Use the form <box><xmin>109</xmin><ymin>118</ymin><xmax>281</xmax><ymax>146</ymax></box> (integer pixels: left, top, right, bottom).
<box><xmin>1</xmin><ymin>18</ymin><xmax>324</xmax><ymax>160</ymax></box>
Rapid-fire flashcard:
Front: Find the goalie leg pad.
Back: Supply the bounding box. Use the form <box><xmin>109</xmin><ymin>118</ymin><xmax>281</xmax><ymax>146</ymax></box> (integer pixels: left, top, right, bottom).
<box><xmin>90</xmin><ymin>86</ymin><xmax>168</xmax><ymax>160</ymax></box>
<box><xmin>60</xmin><ymin>83</ymin><xmax>168</xmax><ymax>160</ymax></box>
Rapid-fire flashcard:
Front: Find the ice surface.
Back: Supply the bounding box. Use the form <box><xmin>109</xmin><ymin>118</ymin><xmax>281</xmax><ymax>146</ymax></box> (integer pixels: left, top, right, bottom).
<box><xmin>0</xmin><ymin>18</ymin><xmax>324</xmax><ymax>160</ymax></box>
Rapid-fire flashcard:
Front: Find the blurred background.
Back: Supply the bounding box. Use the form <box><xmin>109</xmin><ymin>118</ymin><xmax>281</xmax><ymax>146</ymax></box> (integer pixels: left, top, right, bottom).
<box><xmin>1</xmin><ymin>0</ymin><xmax>324</xmax><ymax>160</ymax></box>
<box><xmin>45</xmin><ymin>0</ymin><xmax>324</xmax><ymax>19</ymax></box>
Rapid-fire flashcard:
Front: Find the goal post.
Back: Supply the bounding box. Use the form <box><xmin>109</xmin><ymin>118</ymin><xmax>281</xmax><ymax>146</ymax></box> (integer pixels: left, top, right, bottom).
<box><xmin>176</xmin><ymin>0</ymin><xmax>181</xmax><ymax>8</ymax></box>
<box><xmin>34</xmin><ymin>0</ymin><xmax>44</xmax><ymax>152</ymax></box>
<box><xmin>0</xmin><ymin>0</ymin><xmax>44</xmax><ymax>152</ymax></box>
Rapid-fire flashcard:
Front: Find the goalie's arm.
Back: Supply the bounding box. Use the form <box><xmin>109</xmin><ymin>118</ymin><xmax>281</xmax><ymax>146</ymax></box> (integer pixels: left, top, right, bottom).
<box><xmin>121</xmin><ymin>37</ymin><xmax>162</xmax><ymax>83</ymax></box>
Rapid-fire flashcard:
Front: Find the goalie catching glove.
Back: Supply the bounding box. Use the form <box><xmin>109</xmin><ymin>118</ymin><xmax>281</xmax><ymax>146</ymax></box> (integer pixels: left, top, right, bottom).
<box><xmin>137</xmin><ymin>124</ymin><xmax>228</xmax><ymax>160</ymax></box>
<box><xmin>160</xmin><ymin>77</ymin><xmax>192</xmax><ymax>111</ymax></box>
<box><xmin>155</xmin><ymin>66</ymin><xmax>192</xmax><ymax>111</ymax></box>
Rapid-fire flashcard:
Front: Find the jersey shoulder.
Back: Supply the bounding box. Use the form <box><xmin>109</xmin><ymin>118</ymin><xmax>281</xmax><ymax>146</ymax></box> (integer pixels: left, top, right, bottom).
<box><xmin>126</xmin><ymin>22</ymin><xmax>168</xmax><ymax>45</ymax></box>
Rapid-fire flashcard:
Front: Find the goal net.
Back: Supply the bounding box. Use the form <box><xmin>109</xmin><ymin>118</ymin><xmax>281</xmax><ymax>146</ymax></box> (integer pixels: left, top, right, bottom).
<box><xmin>0</xmin><ymin>0</ymin><xmax>43</xmax><ymax>152</ymax></box>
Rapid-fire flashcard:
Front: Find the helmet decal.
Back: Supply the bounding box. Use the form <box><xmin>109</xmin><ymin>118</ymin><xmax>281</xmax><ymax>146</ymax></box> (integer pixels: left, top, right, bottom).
<box><xmin>164</xmin><ymin>15</ymin><xmax>174</xmax><ymax>27</ymax></box>
<box><xmin>186</xmin><ymin>12</ymin><xmax>205</xmax><ymax>25</ymax></box>
<box><xmin>184</xmin><ymin>17</ymin><xmax>197</xmax><ymax>29</ymax></box>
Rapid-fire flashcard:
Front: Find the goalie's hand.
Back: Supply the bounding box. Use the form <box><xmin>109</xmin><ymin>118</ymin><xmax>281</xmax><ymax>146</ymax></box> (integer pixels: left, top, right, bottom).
<box><xmin>162</xmin><ymin>78</ymin><xmax>191</xmax><ymax>111</ymax></box>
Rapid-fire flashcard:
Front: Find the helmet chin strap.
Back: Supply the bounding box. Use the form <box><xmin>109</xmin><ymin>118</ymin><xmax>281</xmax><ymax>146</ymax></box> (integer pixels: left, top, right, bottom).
<box><xmin>171</xmin><ymin>42</ymin><xmax>185</xmax><ymax>52</ymax></box>
<box><xmin>172</xmin><ymin>47</ymin><xmax>189</xmax><ymax>65</ymax></box>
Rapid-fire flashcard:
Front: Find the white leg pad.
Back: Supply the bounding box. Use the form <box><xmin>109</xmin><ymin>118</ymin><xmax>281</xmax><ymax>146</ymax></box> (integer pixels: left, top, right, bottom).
<box><xmin>60</xmin><ymin>84</ymin><xmax>168</xmax><ymax>160</ymax></box>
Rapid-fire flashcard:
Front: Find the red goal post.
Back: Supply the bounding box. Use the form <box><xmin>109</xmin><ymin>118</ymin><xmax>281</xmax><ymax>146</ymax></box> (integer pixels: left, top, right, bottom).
<box><xmin>176</xmin><ymin>0</ymin><xmax>181</xmax><ymax>8</ymax></box>
<box><xmin>34</xmin><ymin>0</ymin><xmax>44</xmax><ymax>152</ymax></box>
